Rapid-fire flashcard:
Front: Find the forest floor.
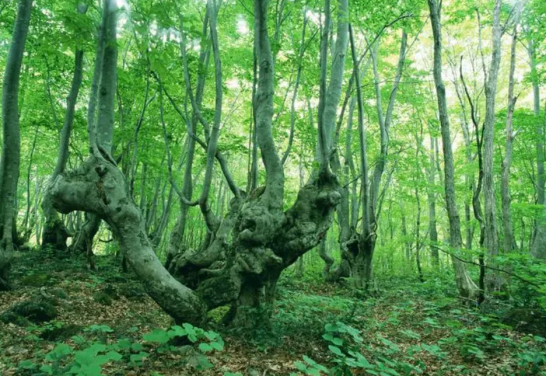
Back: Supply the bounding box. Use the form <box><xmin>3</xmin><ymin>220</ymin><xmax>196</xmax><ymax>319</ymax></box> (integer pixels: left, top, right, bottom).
<box><xmin>0</xmin><ymin>250</ymin><xmax>545</xmax><ymax>376</ymax></box>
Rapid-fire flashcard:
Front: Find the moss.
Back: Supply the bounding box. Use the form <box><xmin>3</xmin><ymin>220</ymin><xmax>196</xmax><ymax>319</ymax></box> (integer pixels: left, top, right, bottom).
<box><xmin>0</xmin><ymin>311</ymin><xmax>31</xmax><ymax>326</ymax></box>
<box><xmin>1</xmin><ymin>299</ymin><xmax>58</xmax><ymax>325</ymax></box>
<box><xmin>20</xmin><ymin>273</ymin><xmax>54</xmax><ymax>287</ymax></box>
<box><xmin>48</xmin><ymin>287</ymin><xmax>69</xmax><ymax>300</ymax></box>
<box><xmin>93</xmin><ymin>291</ymin><xmax>113</xmax><ymax>306</ymax></box>
<box><xmin>40</xmin><ymin>323</ymin><xmax>82</xmax><ymax>341</ymax></box>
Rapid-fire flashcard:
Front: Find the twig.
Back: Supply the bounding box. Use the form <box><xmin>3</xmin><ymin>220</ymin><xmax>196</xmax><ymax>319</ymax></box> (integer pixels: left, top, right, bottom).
<box><xmin>429</xmin><ymin>244</ymin><xmax>543</xmax><ymax>289</ymax></box>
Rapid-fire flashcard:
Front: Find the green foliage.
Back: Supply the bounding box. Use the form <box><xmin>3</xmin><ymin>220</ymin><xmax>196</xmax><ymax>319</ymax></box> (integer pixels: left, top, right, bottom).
<box><xmin>28</xmin><ymin>323</ymin><xmax>225</xmax><ymax>375</ymax></box>
<box><xmin>294</xmin><ymin>321</ymin><xmax>425</xmax><ymax>376</ymax></box>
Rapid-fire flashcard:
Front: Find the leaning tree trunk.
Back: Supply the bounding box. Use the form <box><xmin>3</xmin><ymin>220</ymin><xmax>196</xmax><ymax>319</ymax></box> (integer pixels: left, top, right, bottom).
<box><xmin>428</xmin><ymin>0</ymin><xmax>478</xmax><ymax>300</ymax></box>
<box><xmin>0</xmin><ymin>0</ymin><xmax>32</xmax><ymax>290</ymax></box>
<box><xmin>42</xmin><ymin>4</ymin><xmax>87</xmax><ymax>251</ymax></box>
<box><xmin>48</xmin><ymin>156</ymin><xmax>207</xmax><ymax>324</ymax></box>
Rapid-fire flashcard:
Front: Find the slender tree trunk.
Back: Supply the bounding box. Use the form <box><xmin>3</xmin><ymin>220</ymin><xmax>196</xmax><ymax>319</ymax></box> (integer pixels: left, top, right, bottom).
<box><xmin>482</xmin><ymin>0</ymin><xmax>502</xmax><ymax>289</ymax></box>
<box><xmin>317</xmin><ymin>0</ymin><xmax>348</xmax><ymax>170</ymax></box>
<box><xmin>428</xmin><ymin>134</ymin><xmax>439</xmax><ymax>265</ymax></box>
<box><xmin>69</xmin><ymin>0</ymin><xmax>109</xmax><ymax>257</ymax></box>
<box><xmin>528</xmin><ymin>39</ymin><xmax>546</xmax><ymax>260</ymax></box>
<box><xmin>349</xmin><ymin>24</ymin><xmax>372</xmax><ymax>289</ymax></box>
<box><xmin>353</xmin><ymin>28</ymin><xmax>406</xmax><ymax>289</ymax></box>
<box><xmin>415</xmin><ymin>187</ymin><xmax>424</xmax><ymax>282</ymax></box>
<box><xmin>428</xmin><ymin>0</ymin><xmax>478</xmax><ymax>300</ymax></box>
<box><xmin>501</xmin><ymin>8</ymin><xmax>521</xmax><ymax>254</ymax></box>
<box><xmin>19</xmin><ymin>123</ymin><xmax>38</xmax><ymax>244</ymax></box>
<box><xmin>42</xmin><ymin>4</ymin><xmax>87</xmax><ymax>251</ymax></box>
<box><xmin>0</xmin><ymin>0</ymin><xmax>32</xmax><ymax>290</ymax></box>
<box><xmin>400</xmin><ymin>202</ymin><xmax>411</xmax><ymax>260</ymax></box>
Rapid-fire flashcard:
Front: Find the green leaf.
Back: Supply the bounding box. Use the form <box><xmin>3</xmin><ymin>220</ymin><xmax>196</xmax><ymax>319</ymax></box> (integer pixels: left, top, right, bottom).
<box><xmin>143</xmin><ymin>329</ymin><xmax>170</xmax><ymax>344</ymax></box>
<box><xmin>198</xmin><ymin>342</ymin><xmax>213</xmax><ymax>352</ymax></box>
<box><xmin>329</xmin><ymin>345</ymin><xmax>344</xmax><ymax>357</ymax></box>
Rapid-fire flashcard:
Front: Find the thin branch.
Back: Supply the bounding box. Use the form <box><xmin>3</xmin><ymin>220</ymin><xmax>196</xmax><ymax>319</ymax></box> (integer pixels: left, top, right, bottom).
<box><xmin>430</xmin><ymin>245</ymin><xmax>543</xmax><ymax>289</ymax></box>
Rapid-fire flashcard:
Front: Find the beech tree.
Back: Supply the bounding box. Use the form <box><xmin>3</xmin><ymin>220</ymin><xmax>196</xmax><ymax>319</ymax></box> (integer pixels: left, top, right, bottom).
<box><xmin>0</xmin><ymin>0</ymin><xmax>32</xmax><ymax>290</ymax></box>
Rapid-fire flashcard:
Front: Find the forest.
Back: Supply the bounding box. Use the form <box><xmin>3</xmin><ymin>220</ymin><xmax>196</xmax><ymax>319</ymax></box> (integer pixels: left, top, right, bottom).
<box><xmin>0</xmin><ymin>0</ymin><xmax>545</xmax><ymax>374</ymax></box>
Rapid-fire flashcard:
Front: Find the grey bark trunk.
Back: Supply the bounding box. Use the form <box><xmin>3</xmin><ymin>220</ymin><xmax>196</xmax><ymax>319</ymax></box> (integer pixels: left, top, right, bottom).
<box><xmin>42</xmin><ymin>4</ymin><xmax>87</xmax><ymax>250</ymax></box>
<box><xmin>70</xmin><ymin>0</ymin><xmax>111</xmax><ymax>257</ymax></box>
<box><xmin>501</xmin><ymin>9</ymin><xmax>521</xmax><ymax>254</ymax></box>
<box><xmin>49</xmin><ymin>157</ymin><xmax>207</xmax><ymax>324</ymax></box>
<box><xmin>0</xmin><ymin>0</ymin><xmax>32</xmax><ymax>290</ymax></box>
<box><xmin>428</xmin><ymin>134</ymin><xmax>439</xmax><ymax>265</ymax></box>
<box><xmin>482</xmin><ymin>0</ymin><xmax>502</xmax><ymax>289</ymax></box>
<box><xmin>317</xmin><ymin>0</ymin><xmax>348</xmax><ymax>170</ymax></box>
<box><xmin>529</xmin><ymin>40</ymin><xmax>546</xmax><ymax>260</ymax></box>
<box><xmin>428</xmin><ymin>0</ymin><xmax>478</xmax><ymax>300</ymax></box>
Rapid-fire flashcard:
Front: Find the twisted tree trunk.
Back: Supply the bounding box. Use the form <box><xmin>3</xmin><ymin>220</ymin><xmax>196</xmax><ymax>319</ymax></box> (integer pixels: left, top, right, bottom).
<box><xmin>49</xmin><ymin>156</ymin><xmax>207</xmax><ymax>325</ymax></box>
<box><xmin>168</xmin><ymin>0</ymin><xmax>341</xmax><ymax>327</ymax></box>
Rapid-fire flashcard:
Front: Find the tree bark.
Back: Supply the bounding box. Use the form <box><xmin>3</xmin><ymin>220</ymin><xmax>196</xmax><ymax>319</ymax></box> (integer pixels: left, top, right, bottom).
<box><xmin>501</xmin><ymin>7</ymin><xmax>521</xmax><ymax>254</ymax></box>
<box><xmin>42</xmin><ymin>4</ymin><xmax>88</xmax><ymax>251</ymax></box>
<box><xmin>49</xmin><ymin>157</ymin><xmax>207</xmax><ymax>324</ymax></box>
<box><xmin>168</xmin><ymin>0</ymin><xmax>341</xmax><ymax>327</ymax></box>
<box><xmin>482</xmin><ymin>0</ymin><xmax>502</xmax><ymax>290</ymax></box>
<box><xmin>428</xmin><ymin>0</ymin><xmax>478</xmax><ymax>300</ymax></box>
<box><xmin>317</xmin><ymin>0</ymin><xmax>348</xmax><ymax>170</ymax></box>
<box><xmin>70</xmin><ymin>0</ymin><xmax>111</xmax><ymax>258</ymax></box>
<box><xmin>0</xmin><ymin>0</ymin><xmax>32</xmax><ymax>290</ymax></box>
<box><xmin>528</xmin><ymin>38</ymin><xmax>546</xmax><ymax>260</ymax></box>
<box><xmin>427</xmin><ymin>134</ymin><xmax>439</xmax><ymax>265</ymax></box>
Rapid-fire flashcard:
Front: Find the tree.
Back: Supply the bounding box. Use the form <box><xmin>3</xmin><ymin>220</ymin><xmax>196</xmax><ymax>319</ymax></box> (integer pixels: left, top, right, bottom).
<box><xmin>427</xmin><ymin>0</ymin><xmax>478</xmax><ymax>300</ymax></box>
<box><xmin>41</xmin><ymin>4</ymin><xmax>88</xmax><ymax>251</ymax></box>
<box><xmin>0</xmin><ymin>0</ymin><xmax>32</xmax><ymax>290</ymax></box>
<box><xmin>482</xmin><ymin>0</ymin><xmax>502</xmax><ymax>290</ymax></box>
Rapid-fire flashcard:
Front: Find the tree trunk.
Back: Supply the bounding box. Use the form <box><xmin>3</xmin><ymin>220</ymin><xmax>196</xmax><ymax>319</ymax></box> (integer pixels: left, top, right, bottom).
<box><xmin>428</xmin><ymin>0</ymin><xmax>478</xmax><ymax>300</ymax></box>
<box><xmin>42</xmin><ymin>4</ymin><xmax>87</xmax><ymax>250</ymax></box>
<box><xmin>49</xmin><ymin>157</ymin><xmax>207</xmax><ymax>324</ymax></box>
<box><xmin>166</xmin><ymin>10</ymin><xmax>211</xmax><ymax>268</ymax></box>
<box><xmin>167</xmin><ymin>0</ymin><xmax>341</xmax><ymax>327</ymax></box>
<box><xmin>427</xmin><ymin>134</ymin><xmax>439</xmax><ymax>265</ymax></box>
<box><xmin>0</xmin><ymin>0</ymin><xmax>32</xmax><ymax>290</ymax></box>
<box><xmin>69</xmin><ymin>0</ymin><xmax>111</xmax><ymax>258</ymax></box>
<box><xmin>501</xmin><ymin>8</ymin><xmax>521</xmax><ymax>254</ymax></box>
<box><xmin>482</xmin><ymin>0</ymin><xmax>502</xmax><ymax>290</ymax></box>
<box><xmin>528</xmin><ymin>40</ymin><xmax>546</xmax><ymax>260</ymax></box>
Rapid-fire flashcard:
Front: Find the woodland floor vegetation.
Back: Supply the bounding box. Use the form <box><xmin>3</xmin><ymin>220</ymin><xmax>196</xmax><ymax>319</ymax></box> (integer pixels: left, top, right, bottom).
<box><xmin>0</xmin><ymin>250</ymin><xmax>544</xmax><ymax>375</ymax></box>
